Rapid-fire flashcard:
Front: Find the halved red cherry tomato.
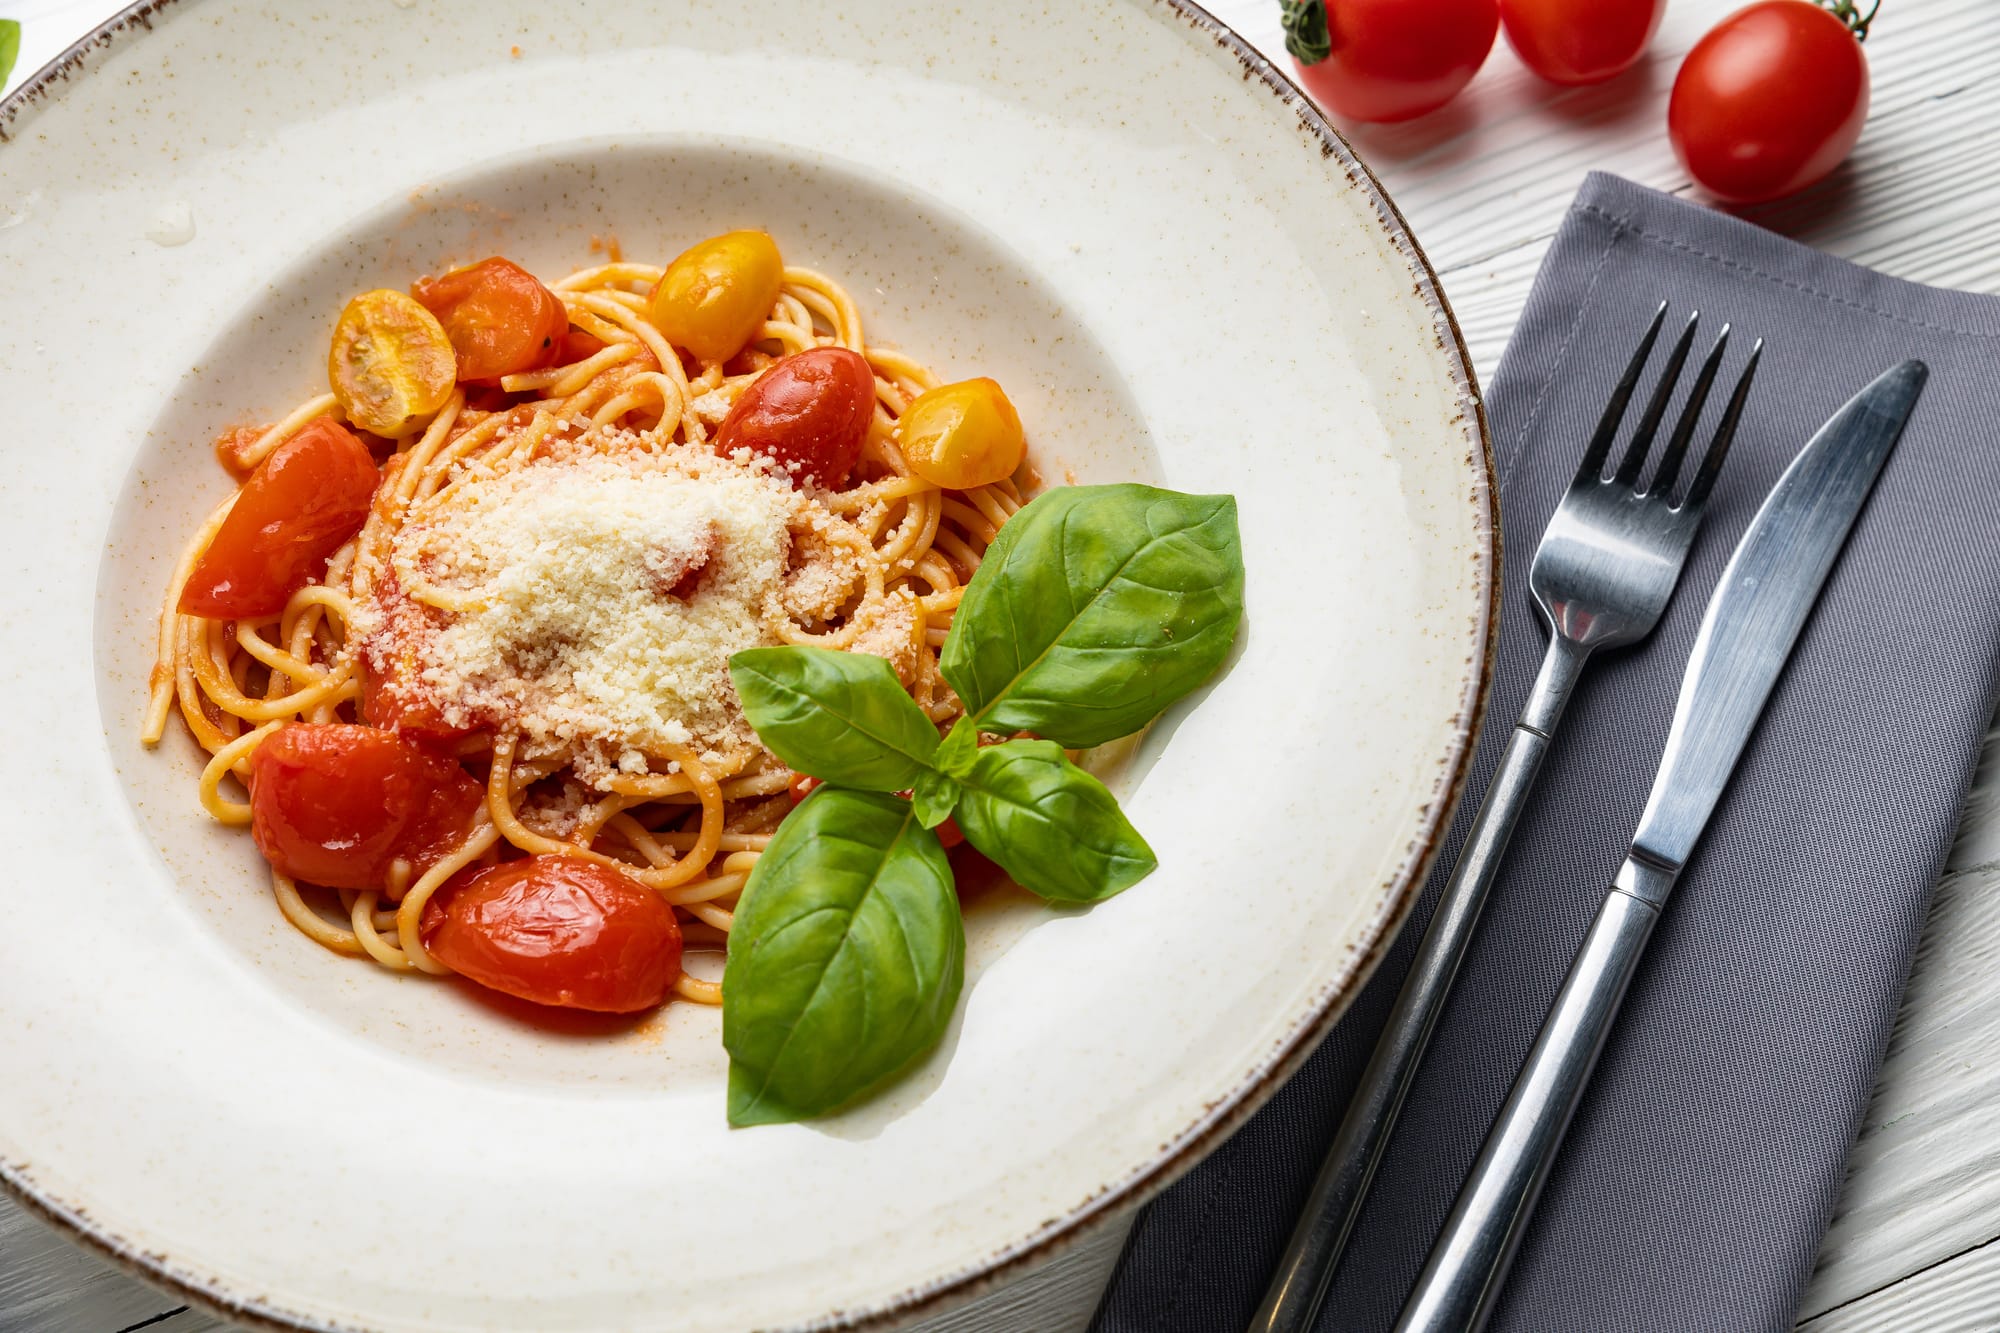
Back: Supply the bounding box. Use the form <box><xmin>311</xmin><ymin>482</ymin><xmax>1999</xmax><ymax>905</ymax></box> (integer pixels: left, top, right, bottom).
<box><xmin>421</xmin><ymin>856</ymin><xmax>682</xmax><ymax>1013</ymax></box>
<box><xmin>248</xmin><ymin>722</ymin><xmax>482</xmax><ymax>893</ymax></box>
<box><xmin>1669</xmin><ymin>0</ymin><xmax>1870</xmax><ymax>205</ymax></box>
<box><xmin>411</xmin><ymin>257</ymin><xmax>569</xmax><ymax>383</ymax></box>
<box><xmin>180</xmin><ymin>418</ymin><xmax>380</xmax><ymax>619</ymax></box>
<box><xmin>1289</xmin><ymin>0</ymin><xmax>1500</xmax><ymax>123</ymax></box>
<box><xmin>1501</xmin><ymin>0</ymin><xmax>1663</xmax><ymax>85</ymax></box>
<box><xmin>717</xmin><ymin>346</ymin><xmax>876</xmax><ymax>487</ymax></box>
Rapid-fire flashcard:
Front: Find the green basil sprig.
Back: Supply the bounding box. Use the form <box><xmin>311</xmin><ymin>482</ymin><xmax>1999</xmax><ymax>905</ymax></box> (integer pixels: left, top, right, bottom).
<box><xmin>723</xmin><ymin>788</ymin><xmax>962</xmax><ymax>1126</ymax></box>
<box><xmin>722</xmin><ymin>483</ymin><xmax>1243</xmax><ymax>1125</ymax></box>
<box><xmin>941</xmin><ymin>486</ymin><xmax>1243</xmax><ymax>747</ymax></box>
<box><xmin>0</xmin><ymin>22</ymin><xmax>19</xmax><ymax>92</ymax></box>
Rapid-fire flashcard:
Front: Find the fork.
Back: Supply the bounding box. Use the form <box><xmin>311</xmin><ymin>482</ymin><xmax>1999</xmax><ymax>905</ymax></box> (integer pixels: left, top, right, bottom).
<box><xmin>1249</xmin><ymin>303</ymin><xmax>1762</xmax><ymax>1333</ymax></box>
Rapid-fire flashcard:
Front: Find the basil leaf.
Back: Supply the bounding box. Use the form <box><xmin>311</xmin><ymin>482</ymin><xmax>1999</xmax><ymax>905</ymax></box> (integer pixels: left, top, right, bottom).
<box><xmin>931</xmin><ymin>716</ymin><xmax>980</xmax><ymax>780</ymax></box>
<box><xmin>723</xmin><ymin>788</ymin><xmax>963</xmax><ymax>1126</ymax></box>
<box><xmin>0</xmin><ymin>22</ymin><xmax>19</xmax><ymax>90</ymax></box>
<box><xmin>730</xmin><ymin>646</ymin><xmax>940</xmax><ymax>792</ymax></box>
<box><xmin>941</xmin><ymin>485</ymin><xmax>1244</xmax><ymax>748</ymax></box>
<box><xmin>909</xmin><ymin>769</ymin><xmax>961</xmax><ymax>829</ymax></box>
<box><xmin>953</xmin><ymin>740</ymin><xmax>1157</xmax><ymax>904</ymax></box>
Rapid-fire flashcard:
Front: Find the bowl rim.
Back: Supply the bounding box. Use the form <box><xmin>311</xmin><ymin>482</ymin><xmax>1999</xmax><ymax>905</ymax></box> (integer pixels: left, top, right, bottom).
<box><xmin>0</xmin><ymin>2</ymin><xmax>1501</xmax><ymax>1328</ymax></box>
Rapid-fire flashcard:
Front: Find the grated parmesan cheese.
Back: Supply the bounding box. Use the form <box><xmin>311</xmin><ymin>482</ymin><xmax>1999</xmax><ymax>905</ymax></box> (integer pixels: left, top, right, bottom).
<box><xmin>367</xmin><ymin>434</ymin><xmax>817</xmax><ymax>786</ymax></box>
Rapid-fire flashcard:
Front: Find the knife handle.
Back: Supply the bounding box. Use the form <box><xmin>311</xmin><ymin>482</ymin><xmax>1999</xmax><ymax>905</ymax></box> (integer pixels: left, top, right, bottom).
<box><xmin>1393</xmin><ymin>876</ymin><xmax>1665</xmax><ymax>1333</ymax></box>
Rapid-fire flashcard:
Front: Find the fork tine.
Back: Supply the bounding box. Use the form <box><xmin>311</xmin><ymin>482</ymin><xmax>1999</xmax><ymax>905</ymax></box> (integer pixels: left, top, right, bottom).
<box><xmin>1680</xmin><ymin>338</ymin><xmax>1763</xmax><ymax>510</ymax></box>
<box><xmin>1573</xmin><ymin>301</ymin><xmax>1669</xmax><ymax>486</ymax></box>
<box><xmin>1648</xmin><ymin>325</ymin><xmax>1730</xmax><ymax>497</ymax></box>
<box><xmin>1614</xmin><ymin>311</ymin><xmax>1699</xmax><ymax>487</ymax></box>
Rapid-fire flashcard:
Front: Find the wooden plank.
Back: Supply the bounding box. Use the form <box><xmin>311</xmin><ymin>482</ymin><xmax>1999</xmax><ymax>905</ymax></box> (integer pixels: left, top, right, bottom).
<box><xmin>0</xmin><ymin>1200</ymin><xmax>188</xmax><ymax>1333</ymax></box>
<box><xmin>1803</xmin><ymin>1237</ymin><xmax>2000</xmax><ymax>1332</ymax></box>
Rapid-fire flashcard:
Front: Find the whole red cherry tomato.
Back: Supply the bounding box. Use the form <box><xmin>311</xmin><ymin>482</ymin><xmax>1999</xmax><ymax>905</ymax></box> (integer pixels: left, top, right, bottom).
<box><xmin>180</xmin><ymin>418</ymin><xmax>380</xmax><ymax>619</ymax></box>
<box><xmin>249</xmin><ymin>722</ymin><xmax>482</xmax><ymax>892</ymax></box>
<box><xmin>1670</xmin><ymin>1</ymin><xmax>1872</xmax><ymax>205</ymax></box>
<box><xmin>717</xmin><ymin>346</ymin><xmax>876</xmax><ymax>487</ymax></box>
<box><xmin>421</xmin><ymin>856</ymin><xmax>683</xmax><ymax>1013</ymax></box>
<box><xmin>1501</xmin><ymin>0</ymin><xmax>1664</xmax><ymax>85</ymax></box>
<box><xmin>411</xmin><ymin>257</ymin><xmax>569</xmax><ymax>383</ymax></box>
<box><xmin>1284</xmin><ymin>0</ymin><xmax>1500</xmax><ymax>123</ymax></box>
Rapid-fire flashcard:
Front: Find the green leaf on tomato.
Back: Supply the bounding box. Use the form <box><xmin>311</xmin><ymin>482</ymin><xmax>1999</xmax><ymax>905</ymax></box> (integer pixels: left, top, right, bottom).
<box><xmin>940</xmin><ymin>484</ymin><xmax>1244</xmax><ymax>749</ymax></box>
<box><xmin>1281</xmin><ymin>0</ymin><xmax>1332</xmax><ymax>65</ymax></box>
<box><xmin>952</xmin><ymin>740</ymin><xmax>1157</xmax><ymax>904</ymax></box>
<box><xmin>729</xmin><ymin>646</ymin><xmax>941</xmax><ymax>792</ymax></box>
<box><xmin>723</xmin><ymin>788</ymin><xmax>963</xmax><ymax>1126</ymax></box>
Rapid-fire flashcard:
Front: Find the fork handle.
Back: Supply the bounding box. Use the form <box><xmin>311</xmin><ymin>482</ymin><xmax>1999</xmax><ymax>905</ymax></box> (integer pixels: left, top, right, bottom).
<box><xmin>1393</xmin><ymin>883</ymin><xmax>1663</xmax><ymax>1333</ymax></box>
<box><xmin>1248</xmin><ymin>638</ymin><xmax>1587</xmax><ymax>1333</ymax></box>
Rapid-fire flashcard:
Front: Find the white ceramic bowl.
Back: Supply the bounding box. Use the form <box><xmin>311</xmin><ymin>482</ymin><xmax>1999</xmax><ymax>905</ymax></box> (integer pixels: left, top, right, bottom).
<box><xmin>0</xmin><ymin>3</ymin><xmax>1495</xmax><ymax>1329</ymax></box>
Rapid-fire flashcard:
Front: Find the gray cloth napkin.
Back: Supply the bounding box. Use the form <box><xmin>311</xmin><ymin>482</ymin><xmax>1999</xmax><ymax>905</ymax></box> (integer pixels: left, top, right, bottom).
<box><xmin>1093</xmin><ymin>171</ymin><xmax>2000</xmax><ymax>1333</ymax></box>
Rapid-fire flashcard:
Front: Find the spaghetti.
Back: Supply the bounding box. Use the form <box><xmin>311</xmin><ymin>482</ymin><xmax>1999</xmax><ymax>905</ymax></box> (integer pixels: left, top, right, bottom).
<box><xmin>143</xmin><ymin>243</ymin><xmax>1024</xmax><ymax>1013</ymax></box>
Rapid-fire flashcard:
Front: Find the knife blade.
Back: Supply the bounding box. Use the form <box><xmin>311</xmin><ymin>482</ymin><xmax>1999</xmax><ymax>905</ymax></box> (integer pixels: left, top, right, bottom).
<box><xmin>1629</xmin><ymin>358</ymin><xmax>1928</xmax><ymax>885</ymax></box>
<box><xmin>1393</xmin><ymin>359</ymin><xmax>1929</xmax><ymax>1333</ymax></box>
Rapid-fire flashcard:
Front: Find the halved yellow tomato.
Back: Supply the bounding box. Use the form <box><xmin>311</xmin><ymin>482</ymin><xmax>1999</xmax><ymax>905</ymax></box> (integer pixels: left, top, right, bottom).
<box><xmin>898</xmin><ymin>378</ymin><xmax>1024</xmax><ymax>490</ymax></box>
<box><xmin>648</xmin><ymin>230</ymin><xmax>784</xmax><ymax>363</ymax></box>
<box><xmin>328</xmin><ymin>290</ymin><xmax>457</xmax><ymax>437</ymax></box>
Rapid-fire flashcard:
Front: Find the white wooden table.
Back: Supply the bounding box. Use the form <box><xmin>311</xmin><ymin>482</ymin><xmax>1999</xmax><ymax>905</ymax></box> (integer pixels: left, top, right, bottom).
<box><xmin>6</xmin><ymin>1</ymin><xmax>1999</xmax><ymax>1328</ymax></box>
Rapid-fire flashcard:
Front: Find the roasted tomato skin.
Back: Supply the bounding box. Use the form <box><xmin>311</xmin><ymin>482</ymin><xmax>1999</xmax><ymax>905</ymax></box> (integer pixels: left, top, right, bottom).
<box><xmin>649</xmin><ymin>230</ymin><xmax>785</xmax><ymax>363</ymax></box>
<box><xmin>248</xmin><ymin>723</ymin><xmax>482</xmax><ymax>893</ymax></box>
<box><xmin>716</xmin><ymin>346</ymin><xmax>876</xmax><ymax>487</ymax></box>
<box><xmin>411</xmin><ymin>258</ymin><xmax>569</xmax><ymax>383</ymax></box>
<box><xmin>179</xmin><ymin>419</ymin><xmax>380</xmax><ymax>619</ymax></box>
<box><xmin>899</xmin><ymin>378</ymin><xmax>1025</xmax><ymax>490</ymax></box>
<box><xmin>421</xmin><ymin>857</ymin><xmax>683</xmax><ymax>1013</ymax></box>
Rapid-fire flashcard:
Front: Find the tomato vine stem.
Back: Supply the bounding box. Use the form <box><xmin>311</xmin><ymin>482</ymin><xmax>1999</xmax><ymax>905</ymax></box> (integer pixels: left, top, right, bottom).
<box><xmin>1817</xmin><ymin>0</ymin><xmax>1881</xmax><ymax>41</ymax></box>
<box><xmin>1280</xmin><ymin>0</ymin><xmax>1333</xmax><ymax>65</ymax></box>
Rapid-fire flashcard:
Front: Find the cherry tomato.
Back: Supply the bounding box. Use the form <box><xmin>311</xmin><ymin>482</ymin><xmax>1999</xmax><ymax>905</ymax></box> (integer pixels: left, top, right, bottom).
<box><xmin>421</xmin><ymin>856</ymin><xmax>682</xmax><ymax>1013</ymax></box>
<box><xmin>411</xmin><ymin>257</ymin><xmax>569</xmax><ymax>383</ymax></box>
<box><xmin>649</xmin><ymin>230</ymin><xmax>785</xmax><ymax>364</ymax></box>
<box><xmin>717</xmin><ymin>347</ymin><xmax>876</xmax><ymax>487</ymax></box>
<box><xmin>359</xmin><ymin>571</ymin><xmax>473</xmax><ymax>741</ymax></box>
<box><xmin>180</xmin><ymin>419</ymin><xmax>380</xmax><ymax>618</ymax></box>
<box><xmin>1501</xmin><ymin>0</ymin><xmax>1663</xmax><ymax>85</ymax></box>
<box><xmin>899</xmin><ymin>379</ymin><xmax>1025</xmax><ymax>491</ymax></box>
<box><xmin>328</xmin><ymin>289</ymin><xmax>458</xmax><ymax>437</ymax></box>
<box><xmin>249</xmin><ymin>722</ymin><xmax>482</xmax><ymax>893</ymax></box>
<box><xmin>1669</xmin><ymin>1</ymin><xmax>1870</xmax><ymax>205</ymax></box>
<box><xmin>555</xmin><ymin>327</ymin><xmax>608</xmax><ymax>364</ymax></box>
<box><xmin>1289</xmin><ymin>0</ymin><xmax>1499</xmax><ymax>123</ymax></box>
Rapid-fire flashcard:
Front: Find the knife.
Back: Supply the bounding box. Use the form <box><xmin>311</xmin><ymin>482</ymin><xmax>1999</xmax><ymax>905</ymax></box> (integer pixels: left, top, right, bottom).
<box><xmin>1392</xmin><ymin>359</ymin><xmax>1929</xmax><ymax>1333</ymax></box>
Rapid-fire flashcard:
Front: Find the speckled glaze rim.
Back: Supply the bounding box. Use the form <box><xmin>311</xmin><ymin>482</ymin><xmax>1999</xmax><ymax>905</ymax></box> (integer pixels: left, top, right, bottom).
<box><xmin>0</xmin><ymin>2</ymin><xmax>1500</xmax><ymax>1328</ymax></box>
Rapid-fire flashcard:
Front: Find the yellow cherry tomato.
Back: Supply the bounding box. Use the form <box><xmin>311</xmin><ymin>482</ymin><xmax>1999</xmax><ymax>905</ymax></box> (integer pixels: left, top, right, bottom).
<box><xmin>899</xmin><ymin>378</ymin><xmax>1025</xmax><ymax>490</ymax></box>
<box><xmin>648</xmin><ymin>230</ymin><xmax>784</xmax><ymax>363</ymax></box>
<box><xmin>327</xmin><ymin>290</ymin><xmax>457</xmax><ymax>437</ymax></box>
